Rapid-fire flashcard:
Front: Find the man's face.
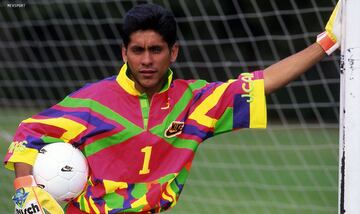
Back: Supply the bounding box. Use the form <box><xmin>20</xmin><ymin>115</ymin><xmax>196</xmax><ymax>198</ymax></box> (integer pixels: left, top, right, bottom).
<box><xmin>122</xmin><ymin>30</ymin><xmax>178</xmax><ymax>95</ymax></box>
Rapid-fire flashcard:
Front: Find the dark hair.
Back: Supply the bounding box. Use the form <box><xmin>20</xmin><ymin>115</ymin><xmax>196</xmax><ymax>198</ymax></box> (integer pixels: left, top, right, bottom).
<box><xmin>122</xmin><ymin>4</ymin><xmax>177</xmax><ymax>48</ymax></box>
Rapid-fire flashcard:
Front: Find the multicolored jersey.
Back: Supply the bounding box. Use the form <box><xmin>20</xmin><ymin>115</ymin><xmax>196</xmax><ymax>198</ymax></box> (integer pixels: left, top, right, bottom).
<box><xmin>4</xmin><ymin>64</ymin><xmax>267</xmax><ymax>213</ymax></box>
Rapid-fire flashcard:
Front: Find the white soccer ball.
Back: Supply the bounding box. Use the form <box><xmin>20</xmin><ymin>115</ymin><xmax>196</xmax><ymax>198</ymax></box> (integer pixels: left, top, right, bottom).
<box><xmin>33</xmin><ymin>142</ymin><xmax>89</xmax><ymax>202</ymax></box>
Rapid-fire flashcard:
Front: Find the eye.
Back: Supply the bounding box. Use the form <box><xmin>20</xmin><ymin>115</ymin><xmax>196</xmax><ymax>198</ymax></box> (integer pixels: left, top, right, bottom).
<box><xmin>131</xmin><ymin>47</ymin><xmax>144</xmax><ymax>54</ymax></box>
<box><xmin>150</xmin><ymin>46</ymin><xmax>163</xmax><ymax>54</ymax></box>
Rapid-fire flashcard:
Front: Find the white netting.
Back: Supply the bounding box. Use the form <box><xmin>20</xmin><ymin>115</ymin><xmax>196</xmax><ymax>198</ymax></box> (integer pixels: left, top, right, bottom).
<box><xmin>0</xmin><ymin>0</ymin><xmax>339</xmax><ymax>213</ymax></box>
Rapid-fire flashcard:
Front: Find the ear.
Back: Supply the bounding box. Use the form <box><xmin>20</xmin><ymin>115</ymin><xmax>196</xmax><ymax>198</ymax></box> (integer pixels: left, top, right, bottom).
<box><xmin>170</xmin><ymin>43</ymin><xmax>179</xmax><ymax>63</ymax></box>
<box><xmin>122</xmin><ymin>46</ymin><xmax>127</xmax><ymax>63</ymax></box>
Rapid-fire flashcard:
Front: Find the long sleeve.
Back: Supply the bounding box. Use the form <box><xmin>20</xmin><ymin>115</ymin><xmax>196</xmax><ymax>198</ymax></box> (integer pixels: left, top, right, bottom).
<box><xmin>185</xmin><ymin>71</ymin><xmax>267</xmax><ymax>139</ymax></box>
<box><xmin>4</xmin><ymin>96</ymin><xmax>90</xmax><ymax>170</ymax></box>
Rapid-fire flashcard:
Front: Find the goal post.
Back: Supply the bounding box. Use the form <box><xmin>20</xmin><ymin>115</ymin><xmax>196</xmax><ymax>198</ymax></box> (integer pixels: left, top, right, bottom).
<box><xmin>339</xmin><ymin>0</ymin><xmax>360</xmax><ymax>213</ymax></box>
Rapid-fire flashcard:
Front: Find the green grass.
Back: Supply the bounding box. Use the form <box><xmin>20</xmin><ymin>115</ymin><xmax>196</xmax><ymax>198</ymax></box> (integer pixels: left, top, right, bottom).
<box><xmin>0</xmin><ymin>108</ymin><xmax>339</xmax><ymax>214</ymax></box>
<box><xmin>169</xmin><ymin>128</ymin><xmax>338</xmax><ymax>214</ymax></box>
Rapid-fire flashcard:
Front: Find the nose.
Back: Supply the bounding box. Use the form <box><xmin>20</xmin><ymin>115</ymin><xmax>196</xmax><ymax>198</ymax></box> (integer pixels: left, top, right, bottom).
<box><xmin>141</xmin><ymin>51</ymin><xmax>153</xmax><ymax>66</ymax></box>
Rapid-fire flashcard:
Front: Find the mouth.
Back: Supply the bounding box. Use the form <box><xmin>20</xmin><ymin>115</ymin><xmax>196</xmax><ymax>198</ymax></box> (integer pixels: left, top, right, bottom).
<box><xmin>140</xmin><ymin>69</ymin><xmax>157</xmax><ymax>78</ymax></box>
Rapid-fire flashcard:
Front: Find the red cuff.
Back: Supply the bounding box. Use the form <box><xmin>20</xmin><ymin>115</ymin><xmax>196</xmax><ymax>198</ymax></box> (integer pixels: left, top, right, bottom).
<box><xmin>316</xmin><ymin>31</ymin><xmax>337</xmax><ymax>55</ymax></box>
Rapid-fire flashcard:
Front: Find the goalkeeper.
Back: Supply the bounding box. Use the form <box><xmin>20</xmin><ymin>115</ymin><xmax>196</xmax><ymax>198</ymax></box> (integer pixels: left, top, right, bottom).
<box><xmin>4</xmin><ymin>2</ymin><xmax>342</xmax><ymax>214</ymax></box>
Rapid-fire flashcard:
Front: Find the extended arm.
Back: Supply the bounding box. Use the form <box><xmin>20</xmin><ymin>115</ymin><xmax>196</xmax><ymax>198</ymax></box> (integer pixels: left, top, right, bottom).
<box><xmin>263</xmin><ymin>0</ymin><xmax>341</xmax><ymax>95</ymax></box>
<box><xmin>264</xmin><ymin>43</ymin><xmax>325</xmax><ymax>95</ymax></box>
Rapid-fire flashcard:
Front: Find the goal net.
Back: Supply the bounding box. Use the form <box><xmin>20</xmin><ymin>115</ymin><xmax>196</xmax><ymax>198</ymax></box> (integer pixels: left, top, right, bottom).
<box><xmin>0</xmin><ymin>0</ymin><xmax>339</xmax><ymax>213</ymax></box>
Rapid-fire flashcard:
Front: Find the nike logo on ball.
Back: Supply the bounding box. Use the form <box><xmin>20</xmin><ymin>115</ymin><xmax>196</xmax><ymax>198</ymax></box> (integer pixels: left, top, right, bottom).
<box><xmin>61</xmin><ymin>165</ymin><xmax>73</xmax><ymax>172</ymax></box>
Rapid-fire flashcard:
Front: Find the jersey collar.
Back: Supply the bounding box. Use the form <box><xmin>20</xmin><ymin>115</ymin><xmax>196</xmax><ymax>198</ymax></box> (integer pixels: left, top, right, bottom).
<box><xmin>116</xmin><ymin>63</ymin><xmax>173</xmax><ymax>96</ymax></box>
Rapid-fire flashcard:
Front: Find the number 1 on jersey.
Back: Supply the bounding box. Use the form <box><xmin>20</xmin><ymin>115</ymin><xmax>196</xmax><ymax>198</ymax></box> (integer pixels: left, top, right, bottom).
<box><xmin>139</xmin><ymin>146</ymin><xmax>152</xmax><ymax>175</ymax></box>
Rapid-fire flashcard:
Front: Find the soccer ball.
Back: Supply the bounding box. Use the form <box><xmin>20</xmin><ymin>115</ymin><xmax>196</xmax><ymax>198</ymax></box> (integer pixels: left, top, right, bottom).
<box><xmin>33</xmin><ymin>142</ymin><xmax>89</xmax><ymax>202</ymax></box>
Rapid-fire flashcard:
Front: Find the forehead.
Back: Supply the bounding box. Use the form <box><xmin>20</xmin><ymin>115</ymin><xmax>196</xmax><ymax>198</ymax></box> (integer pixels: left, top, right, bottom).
<box><xmin>128</xmin><ymin>30</ymin><xmax>167</xmax><ymax>47</ymax></box>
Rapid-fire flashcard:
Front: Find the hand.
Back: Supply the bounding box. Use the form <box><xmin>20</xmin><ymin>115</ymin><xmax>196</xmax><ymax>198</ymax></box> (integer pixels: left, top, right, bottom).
<box><xmin>12</xmin><ymin>175</ymin><xmax>64</xmax><ymax>214</ymax></box>
<box><xmin>316</xmin><ymin>0</ymin><xmax>342</xmax><ymax>55</ymax></box>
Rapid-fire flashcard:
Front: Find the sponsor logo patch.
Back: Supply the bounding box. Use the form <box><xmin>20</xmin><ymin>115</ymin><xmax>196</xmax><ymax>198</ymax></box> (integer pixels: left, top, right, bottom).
<box><xmin>8</xmin><ymin>141</ymin><xmax>27</xmax><ymax>153</ymax></box>
<box><xmin>14</xmin><ymin>200</ymin><xmax>41</xmax><ymax>214</ymax></box>
<box><xmin>164</xmin><ymin>121</ymin><xmax>184</xmax><ymax>138</ymax></box>
<box><xmin>12</xmin><ymin>188</ymin><xmax>28</xmax><ymax>207</ymax></box>
<box><xmin>240</xmin><ymin>72</ymin><xmax>255</xmax><ymax>103</ymax></box>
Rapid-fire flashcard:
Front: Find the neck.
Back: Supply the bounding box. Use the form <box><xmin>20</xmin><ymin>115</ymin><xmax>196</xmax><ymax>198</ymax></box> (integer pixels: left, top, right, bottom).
<box><xmin>136</xmin><ymin>86</ymin><xmax>158</xmax><ymax>100</ymax></box>
<box><xmin>133</xmin><ymin>77</ymin><xmax>167</xmax><ymax>100</ymax></box>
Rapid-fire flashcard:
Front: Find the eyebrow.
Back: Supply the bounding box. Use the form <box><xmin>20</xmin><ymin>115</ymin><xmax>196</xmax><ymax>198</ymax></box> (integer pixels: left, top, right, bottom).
<box><xmin>129</xmin><ymin>44</ymin><xmax>163</xmax><ymax>49</ymax></box>
<box><xmin>128</xmin><ymin>45</ymin><xmax>165</xmax><ymax>53</ymax></box>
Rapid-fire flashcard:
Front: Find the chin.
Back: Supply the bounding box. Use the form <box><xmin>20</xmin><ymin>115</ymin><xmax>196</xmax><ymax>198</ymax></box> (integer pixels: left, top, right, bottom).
<box><xmin>141</xmin><ymin>78</ymin><xmax>157</xmax><ymax>85</ymax></box>
<box><xmin>140</xmin><ymin>82</ymin><xmax>157</xmax><ymax>89</ymax></box>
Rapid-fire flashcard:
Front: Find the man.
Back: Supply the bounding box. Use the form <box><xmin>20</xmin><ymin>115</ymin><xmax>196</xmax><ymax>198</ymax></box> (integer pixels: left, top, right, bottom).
<box><xmin>4</xmin><ymin>2</ymin><xmax>341</xmax><ymax>214</ymax></box>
